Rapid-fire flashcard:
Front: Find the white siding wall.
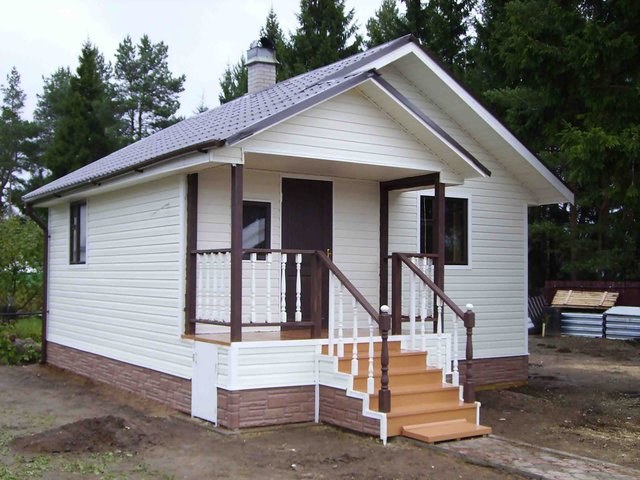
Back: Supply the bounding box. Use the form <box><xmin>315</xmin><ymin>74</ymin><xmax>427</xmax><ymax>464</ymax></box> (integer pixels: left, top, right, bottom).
<box><xmin>47</xmin><ymin>176</ymin><xmax>194</xmax><ymax>378</ymax></box>
<box><xmin>196</xmin><ymin>168</ymin><xmax>380</xmax><ymax>328</ymax></box>
<box><xmin>383</xmin><ymin>66</ymin><xmax>531</xmax><ymax>359</ymax></box>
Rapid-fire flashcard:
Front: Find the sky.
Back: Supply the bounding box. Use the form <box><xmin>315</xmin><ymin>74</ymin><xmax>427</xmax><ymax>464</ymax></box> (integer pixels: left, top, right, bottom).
<box><xmin>1</xmin><ymin>0</ymin><xmax>381</xmax><ymax>120</ymax></box>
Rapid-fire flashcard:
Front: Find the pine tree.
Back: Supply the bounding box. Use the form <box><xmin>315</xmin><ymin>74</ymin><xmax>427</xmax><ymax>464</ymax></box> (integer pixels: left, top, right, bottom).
<box><xmin>288</xmin><ymin>0</ymin><xmax>363</xmax><ymax>75</ymax></box>
<box><xmin>260</xmin><ymin>8</ymin><xmax>291</xmax><ymax>81</ymax></box>
<box><xmin>218</xmin><ymin>56</ymin><xmax>248</xmax><ymax>104</ymax></box>
<box><xmin>45</xmin><ymin>41</ymin><xmax>121</xmax><ymax>179</ymax></box>
<box><xmin>366</xmin><ymin>0</ymin><xmax>406</xmax><ymax>47</ymax></box>
<box><xmin>0</xmin><ymin>68</ymin><xmax>36</xmax><ymax>215</ymax></box>
<box><xmin>115</xmin><ymin>35</ymin><xmax>186</xmax><ymax>142</ymax></box>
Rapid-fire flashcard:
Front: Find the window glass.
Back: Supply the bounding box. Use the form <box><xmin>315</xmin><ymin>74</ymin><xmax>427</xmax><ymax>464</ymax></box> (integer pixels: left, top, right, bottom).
<box><xmin>420</xmin><ymin>196</ymin><xmax>468</xmax><ymax>265</ymax></box>
<box><xmin>243</xmin><ymin>201</ymin><xmax>270</xmax><ymax>258</ymax></box>
<box><xmin>70</xmin><ymin>202</ymin><xmax>87</xmax><ymax>264</ymax></box>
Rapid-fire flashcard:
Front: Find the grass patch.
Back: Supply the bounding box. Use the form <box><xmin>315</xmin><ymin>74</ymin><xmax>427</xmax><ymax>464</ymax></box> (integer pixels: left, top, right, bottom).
<box><xmin>12</xmin><ymin>316</ymin><xmax>42</xmax><ymax>342</ymax></box>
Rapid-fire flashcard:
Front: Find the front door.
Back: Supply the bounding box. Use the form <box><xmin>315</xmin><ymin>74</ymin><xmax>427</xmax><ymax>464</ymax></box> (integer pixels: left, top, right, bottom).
<box><xmin>281</xmin><ymin>178</ymin><xmax>332</xmax><ymax>324</ymax></box>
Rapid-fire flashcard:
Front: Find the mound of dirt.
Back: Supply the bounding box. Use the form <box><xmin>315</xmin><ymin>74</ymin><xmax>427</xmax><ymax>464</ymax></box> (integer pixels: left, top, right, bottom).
<box><xmin>10</xmin><ymin>415</ymin><xmax>148</xmax><ymax>454</ymax></box>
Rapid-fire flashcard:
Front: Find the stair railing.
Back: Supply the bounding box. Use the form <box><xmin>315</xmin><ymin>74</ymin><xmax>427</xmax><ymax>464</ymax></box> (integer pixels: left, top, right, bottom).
<box><xmin>393</xmin><ymin>253</ymin><xmax>476</xmax><ymax>403</ymax></box>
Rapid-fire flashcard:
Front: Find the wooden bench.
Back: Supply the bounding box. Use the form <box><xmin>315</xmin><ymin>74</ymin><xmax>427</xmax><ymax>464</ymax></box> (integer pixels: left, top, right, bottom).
<box><xmin>551</xmin><ymin>289</ymin><xmax>619</xmax><ymax>311</ymax></box>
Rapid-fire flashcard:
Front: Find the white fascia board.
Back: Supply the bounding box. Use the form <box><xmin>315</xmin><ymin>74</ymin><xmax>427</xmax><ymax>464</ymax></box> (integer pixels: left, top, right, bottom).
<box><xmin>354</xmin><ymin>43</ymin><xmax>574</xmax><ymax>205</ymax></box>
<box><xmin>35</xmin><ymin>151</ymin><xmax>215</xmax><ymax>208</ymax></box>
<box><xmin>360</xmin><ymin>79</ymin><xmax>488</xmax><ymax>178</ymax></box>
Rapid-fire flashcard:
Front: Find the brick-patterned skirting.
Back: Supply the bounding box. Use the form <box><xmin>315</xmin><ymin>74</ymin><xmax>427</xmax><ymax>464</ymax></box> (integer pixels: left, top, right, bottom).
<box><xmin>217</xmin><ymin>386</ymin><xmax>315</xmax><ymax>429</ymax></box>
<box><xmin>47</xmin><ymin>342</ymin><xmax>191</xmax><ymax>413</ymax></box>
<box><xmin>318</xmin><ymin>386</ymin><xmax>380</xmax><ymax>436</ymax></box>
<box><xmin>459</xmin><ymin>355</ymin><xmax>528</xmax><ymax>386</ymax></box>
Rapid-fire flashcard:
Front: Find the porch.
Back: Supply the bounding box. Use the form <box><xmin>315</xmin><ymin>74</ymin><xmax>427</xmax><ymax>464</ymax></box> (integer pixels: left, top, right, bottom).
<box><xmin>182</xmin><ymin>158</ymin><xmax>487</xmax><ymax>443</ymax></box>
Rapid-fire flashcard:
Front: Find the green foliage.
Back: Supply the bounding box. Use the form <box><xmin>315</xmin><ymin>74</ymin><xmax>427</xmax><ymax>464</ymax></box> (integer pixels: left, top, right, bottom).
<box><xmin>115</xmin><ymin>35</ymin><xmax>186</xmax><ymax>142</ymax></box>
<box><xmin>287</xmin><ymin>0</ymin><xmax>363</xmax><ymax>76</ymax></box>
<box><xmin>0</xmin><ymin>68</ymin><xmax>38</xmax><ymax>215</ymax></box>
<box><xmin>366</xmin><ymin>0</ymin><xmax>406</xmax><ymax>47</ymax></box>
<box><xmin>260</xmin><ymin>8</ymin><xmax>291</xmax><ymax>82</ymax></box>
<box><xmin>0</xmin><ymin>216</ymin><xmax>43</xmax><ymax>311</ymax></box>
<box><xmin>0</xmin><ymin>317</ymin><xmax>42</xmax><ymax>365</ymax></box>
<box><xmin>44</xmin><ymin>41</ymin><xmax>121</xmax><ymax>179</ymax></box>
<box><xmin>218</xmin><ymin>56</ymin><xmax>248</xmax><ymax>104</ymax></box>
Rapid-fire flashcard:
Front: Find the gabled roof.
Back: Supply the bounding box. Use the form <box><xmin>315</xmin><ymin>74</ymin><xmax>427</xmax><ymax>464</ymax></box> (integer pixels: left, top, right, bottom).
<box><xmin>25</xmin><ymin>37</ymin><xmax>415</xmax><ymax>202</ymax></box>
<box><xmin>24</xmin><ymin>35</ymin><xmax>572</xmax><ymax>204</ymax></box>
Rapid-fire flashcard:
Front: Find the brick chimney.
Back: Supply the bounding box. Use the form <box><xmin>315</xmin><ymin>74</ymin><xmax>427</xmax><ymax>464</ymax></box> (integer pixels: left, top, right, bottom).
<box><xmin>246</xmin><ymin>38</ymin><xmax>277</xmax><ymax>94</ymax></box>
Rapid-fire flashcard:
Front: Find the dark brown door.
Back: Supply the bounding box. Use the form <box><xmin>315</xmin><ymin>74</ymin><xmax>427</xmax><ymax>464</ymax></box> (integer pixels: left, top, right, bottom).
<box><xmin>281</xmin><ymin>178</ymin><xmax>332</xmax><ymax>324</ymax></box>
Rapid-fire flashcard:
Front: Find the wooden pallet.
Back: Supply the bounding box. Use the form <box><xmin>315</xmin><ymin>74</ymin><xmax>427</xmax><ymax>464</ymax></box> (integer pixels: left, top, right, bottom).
<box><xmin>551</xmin><ymin>289</ymin><xmax>618</xmax><ymax>310</ymax></box>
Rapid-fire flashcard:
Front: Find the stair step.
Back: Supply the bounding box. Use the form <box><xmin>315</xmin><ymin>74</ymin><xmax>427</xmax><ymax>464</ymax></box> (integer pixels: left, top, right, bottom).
<box><xmin>322</xmin><ymin>340</ymin><xmax>402</xmax><ymax>356</ymax></box>
<box><xmin>386</xmin><ymin>401</ymin><xmax>478</xmax><ymax>437</ymax></box>
<box><xmin>402</xmin><ymin>419</ymin><xmax>492</xmax><ymax>443</ymax></box>
<box><xmin>337</xmin><ymin>350</ymin><xmax>426</xmax><ymax>375</ymax></box>
<box><xmin>352</xmin><ymin>366</ymin><xmax>443</xmax><ymax>391</ymax></box>
<box><xmin>369</xmin><ymin>383</ymin><xmax>460</xmax><ymax>410</ymax></box>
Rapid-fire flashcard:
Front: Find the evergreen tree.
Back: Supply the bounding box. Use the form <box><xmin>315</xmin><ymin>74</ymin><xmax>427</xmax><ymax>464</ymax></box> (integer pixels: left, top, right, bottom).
<box><xmin>0</xmin><ymin>68</ymin><xmax>36</xmax><ymax>215</ymax></box>
<box><xmin>366</xmin><ymin>0</ymin><xmax>406</xmax><ymax>47</ymax></box>
<box><xmin>260</xmin><ymin>8</ymin><xmax>291</xmax><ymax>81</ymax></box>
<box><xmin>288</xmin><ymin>0</ymin><xmax>363</xmax><ymax>75</ymax></box>
<box><xmin>45</xmin><ymin>41</ymin><xmax>120</xmax><ymax>179</ymax></box>
<box><xmin>218</xmin><ymin>56</ymin><xmax>248</xmax><ymax>104</ymax></box>
<box><xmin>115</xmin><ymin>35</ymin><xmax>186</xmax><ymax>142</ymax></box>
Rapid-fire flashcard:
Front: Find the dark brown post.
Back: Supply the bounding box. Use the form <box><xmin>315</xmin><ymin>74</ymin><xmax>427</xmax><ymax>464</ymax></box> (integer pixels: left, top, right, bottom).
<box><xmin>185</xmin><ymin>173</ymin><xmax>198</xmax><ymax>335</ymax></box>
<box><xmin>379</xmin><ymin>185</ymin><xmax>389</xmax><ymax>307</ymax></box>
<box><xmin>433</xmin><ymin>179</ymin><xmax>445</xmax><ymax>333</ymax></box>
<box><xmin>310</xmin><ymin>253</ymin><xmax>322</xmax><ymax>338</ymax></box>
<box><xmin>230</xmin><ymin>164</ymin><xmax>243</xmax><ymax>342</ymax></box>
<box><xmin>391</xmin><ymin>253</ymin><xmax>402</xmax><ymax>334</ymax></box>
<box><xmin>378</xmin><ymin>305</ymin><xmax>392</xmax><ymax>413</ymax></box>
<box><xmin>463</xmin><ymin>305</ymin><xmax>475</xmax><ymax>403</ymax></box>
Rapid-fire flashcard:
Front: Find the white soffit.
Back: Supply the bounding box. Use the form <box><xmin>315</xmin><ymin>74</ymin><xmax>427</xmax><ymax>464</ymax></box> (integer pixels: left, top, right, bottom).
<box><xmin>357</xmin><ymin>44</ymin><xmax>574</xmax><ymax>205</ymax></box>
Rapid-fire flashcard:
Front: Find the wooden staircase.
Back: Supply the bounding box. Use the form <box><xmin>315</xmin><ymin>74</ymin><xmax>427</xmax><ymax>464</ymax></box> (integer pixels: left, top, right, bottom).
<box><xmin>329</xmin><ymin>340</ymin><xmax>491</xmax><ymax>443</ymax></box>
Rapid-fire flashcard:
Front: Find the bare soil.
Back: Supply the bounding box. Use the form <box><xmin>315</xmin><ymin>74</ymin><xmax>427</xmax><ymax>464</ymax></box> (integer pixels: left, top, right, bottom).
<box><xmin>1</xmin><ymin>364</ymin><xmax>517</xmax><ymax>479</ymax></box>
<box><xmin>2</xmin><ymin>335</ymin><xmax>637</xmax><ymax>478</ymax></box>
<box><xmin>478</xmin><ymin>335</ymin><xmax>640</xmax><ymax>469</ymax></box>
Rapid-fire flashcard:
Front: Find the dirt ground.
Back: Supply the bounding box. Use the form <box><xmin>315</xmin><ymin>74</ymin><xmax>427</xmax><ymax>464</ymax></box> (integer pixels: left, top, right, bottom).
<box><xmin>478</xmin><ymin>335</ymin><xmax>640</xmax><ymax>469</ymax></box>
<box><xmin>1</xmin><ymin>335</ymin><xmax>638</xmax><ymax>479</ymax></box>
<box><xmin>1</xmin><ymin>365</ymin><xmax>518</xmax><ymax>479</ymax></box>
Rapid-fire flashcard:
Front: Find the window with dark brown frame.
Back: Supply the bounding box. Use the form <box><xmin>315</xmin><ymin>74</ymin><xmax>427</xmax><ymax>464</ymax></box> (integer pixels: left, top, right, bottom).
<box><xmin>420</xmin><ymin>196</ymin><xmax>468</xmax><ymax>265</ymax></box>
<box><xmin>70</xmin><ymin>201</ymin><xmax>87</xmax><ymax>264</ymax></box>
<box><xmin>243</xmin><ymin>201</ymin><xmax>270</xmax><ymax>259</ymax></box>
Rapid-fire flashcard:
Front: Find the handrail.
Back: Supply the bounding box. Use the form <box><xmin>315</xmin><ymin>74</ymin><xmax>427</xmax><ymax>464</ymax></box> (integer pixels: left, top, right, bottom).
<box><xmin>385</xmin><ymin>253</ymin><xmax>439</xmax><ymax>260</ymax></box>
<box><xmin>396</xmin><ymin>253</ymin><xmax>465</xmax><ymax>319</ymax></box>
<box><xmin>316</xmin><ymin>251</ymin><xmax>380</xmax><ymax>324</ymax></box>
<box><xmin>192</xmin><ymin>248</ymin><xmax>320</xmax><ymax>255</ymax></box>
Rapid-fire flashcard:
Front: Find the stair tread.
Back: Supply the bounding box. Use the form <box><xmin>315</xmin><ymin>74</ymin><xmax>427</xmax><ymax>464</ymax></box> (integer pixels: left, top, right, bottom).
<box><xmin>386</xmin><ymin>400</ymin><xmax>476</xmax><ymax>418</ymax></box>
<box><xmin>353</xmin><ymin>365</ymin><xmax>441</xmax><ymax>379</ymax></box>
<box><xmin>402</xmin><ymin>419</ymin><xmax>492</xmax><ymax>443</ymax></box>
<box><xmin>369</xmin><ymin>383</ymin><xmax>458</xmax><ymax>397</ymax></box>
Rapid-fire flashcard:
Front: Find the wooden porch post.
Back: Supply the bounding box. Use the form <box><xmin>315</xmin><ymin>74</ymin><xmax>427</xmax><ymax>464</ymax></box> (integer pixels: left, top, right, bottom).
<box><xmin>230</xmin><ymin>164</ymin><xmax>243</xmax><ymax>342</ymax></box>
<box><xmin>433</xmin><ymin>178</ymin><xmax>445</xmax><ymax>333</ymax></box>
<box><xmin>185</xmin><ymin>173</ymin><xmax>198</xmax><ymax>336</ymax></box>
<box><xmin>379</xmin><ymin>185</ymin><xmax>389</xmax><ymax>307</ymax></box>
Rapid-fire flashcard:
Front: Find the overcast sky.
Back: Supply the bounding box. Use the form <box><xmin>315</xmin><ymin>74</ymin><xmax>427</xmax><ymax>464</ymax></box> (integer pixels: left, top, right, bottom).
<box><xmin>1</xmin><ymin>0</ymin><xmax>381</xmax><ymax>120</ymax></box>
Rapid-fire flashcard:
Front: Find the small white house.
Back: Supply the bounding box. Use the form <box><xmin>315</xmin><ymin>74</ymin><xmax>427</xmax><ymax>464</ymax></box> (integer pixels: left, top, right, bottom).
<box><xmin>24</xmin><ymin>36</ymin><xmax>572</xmax><ymax>443</ymax></box>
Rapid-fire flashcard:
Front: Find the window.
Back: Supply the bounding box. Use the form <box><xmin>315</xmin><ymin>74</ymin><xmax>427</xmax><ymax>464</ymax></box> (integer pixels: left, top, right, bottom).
<box><xmin>243</xmin><ymin>201</ymin><xmax>270</xmax><ymax>259</ymax></box>
<box><xmin>70</xmin><ymin>201</ymin><xmax>87</xmax><ymax>264</ymax></box>
<box><xmin>420</xmin><ymin>196</ymin><xmax>468</xmax><ymax>265</ymax></box>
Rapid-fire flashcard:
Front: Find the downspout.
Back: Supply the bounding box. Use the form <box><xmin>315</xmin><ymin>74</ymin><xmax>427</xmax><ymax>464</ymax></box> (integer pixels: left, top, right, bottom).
<box><xmin>25</xmin><ymin>204</ymin><xmax>48</xmax><ymax>364</ymax></box>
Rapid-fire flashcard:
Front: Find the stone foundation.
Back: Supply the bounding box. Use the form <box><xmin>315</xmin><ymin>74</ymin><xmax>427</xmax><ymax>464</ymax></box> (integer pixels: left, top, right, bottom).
<box><xmin>217</xmin><ymin>386</ymin><xmax>315</xmax><ymax>429</ymax></box>
<box><xmin>459</xmin><ymin>355</ymin><xmax>528</xmax><ymax>387</ymax></box>
<box><xmin>47</xmin><ymin>342</ymin><xmax>191</xmax><ymax>413</ymax></box>
<box><xmin>318</xmin><ymin>386</ymin><xmax>380</xmax><ymax>436</ymax></box>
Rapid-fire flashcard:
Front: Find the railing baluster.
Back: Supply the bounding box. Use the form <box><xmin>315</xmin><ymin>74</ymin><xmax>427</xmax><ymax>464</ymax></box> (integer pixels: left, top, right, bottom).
<box><xmin>351</xmin><ymin>296</ymin><xmax>358</xmax><ymax>376</ymax></box>
<box><xmin>438</xmin><ymin>299</ymin><xmax>445</xmax><ymax>382</ymax></box>
<box><xmin>463</xmin><ymin>305</ymin><xmax>476</xmax><ymax>403</ymax></box>
<box><xmin>266</xmin><ymin>253</ymin><xmax>272</xmax><ymax>323</ymax></box>
<box><xmin>337</xmin><ymin>282</ymin><xmax>344</xmax><ymax>358</ymax></box>
<box><xmin>452</xmin><ymin>310</ymin><xmax>460</xmax><ymax>387</ymax></box>
<box><xmin>280</xmin><ymin>253</ymin><xmax>287</xmax><ymax>323</ymax></box>
<box><xmin>295</xmin><ymin>253</ymin><xmax>302</xmax><ymax>321</ymax></box>
<box><xmin>367</xmin><ymin>314</ymin><xmax>374</xmax><ymax>394</ymax></box>
<box><xmin>409</xmin><ymin>260</ymin><xmax>416</xmax><ymax>350</ymax></box>
<box><xmin>196</xmin><ymin>254</ymin><xmax>203</xmax><ymax>321</ymax></box>
<box><xmin>250</xmin><ymin>253</ymin><xmax>257</xmax><ymax>323</ymax></box>
<box><xmin>212</xmin><ymin>253</ymin><xmax>219</xmax><ymax>321</ymax></box>
<box><xmin>205</xmin><ymin>253</ymin><xmax>212</xmax><ymax>321</ymax></box>
<box><xmin>420</xmin><ymin>257</ymin><xmax>427</xmax><ymax>352</ymax></box>
<box><xmin>328</xmin><ymin>272</ymin><xmax>335</xmax><ymax>356</ymax></box>
<box><xmin>225</xmin><ymin>252</ymin><xmax>231</xmax><ymax>322</ymax></box>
